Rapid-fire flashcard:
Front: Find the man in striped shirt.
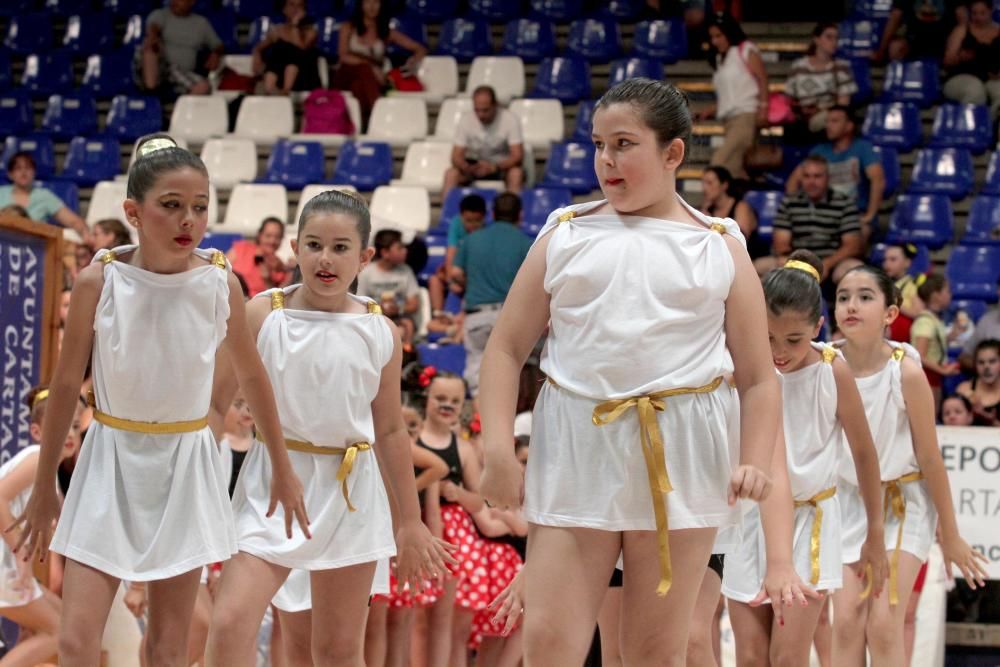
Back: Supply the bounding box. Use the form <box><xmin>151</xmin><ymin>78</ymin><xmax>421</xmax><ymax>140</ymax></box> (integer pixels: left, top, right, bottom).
<box><xmin>755</xmin><ymin>155</ymin><xmax>864</xmax><ymax>282</ymax></box>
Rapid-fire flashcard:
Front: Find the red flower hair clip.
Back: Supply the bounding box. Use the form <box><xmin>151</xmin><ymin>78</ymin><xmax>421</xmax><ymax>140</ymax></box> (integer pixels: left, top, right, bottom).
<box><xmin>469</xmin><ymin>413</ymin><xmax>481</xmax><ymax>435</ymax></box>
<box><xmin>418</xmin><ymin>365</ymin><xmax>438</xmax><ymax>388</ymax></box>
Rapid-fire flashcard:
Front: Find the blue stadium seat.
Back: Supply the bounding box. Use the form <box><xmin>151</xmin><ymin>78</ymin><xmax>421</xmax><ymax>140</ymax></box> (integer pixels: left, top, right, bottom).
<box><xmin>44</xmin><ymin>0</ymin><xmax>92</xmax><ymax>16</ymax></box>
<box><xmin>60</xmin><ymin>136</ymin><xmax>122</xmax><ymax>186</ymax></box>
<box><xmin>331</xmin><ymin>141</ymin><xmax>393</xmax><ymax>191</ymax></box>
<box><xmin>985</xmin><ymin>150</ymin><xmax>1000</xmax><ymax>195</ymax></box>
<box><xmin>0</xmin><ymin>50</ymin><xmax>11</xmax><ymax>91</ymax></box>
<box><xmin>851</xmin><ymin>0</ymin><xmax>893</xmax><ymax>19</ymax></box>
<box><xmin>501</xmin><ymin>18</ymin><xmax>557</xmax><ymax>63</ymax></box>
<box><xmin>608</xmin><ymin>58</ymin><xmax>663</xmax><ymax>87</ymax></box>
<box><xmin>63</xmin><ymin>14</ymin><xmax>115</xmax><ymax>54</ymax></box>
<box><xmin>261</xmin><ymin>139</ymin><xmax>326</xmax><ymax>189</ymax></box>
<box><xmin>963</xmin><ymin>195</ymin><xmax>1000</xmax><ymax>245</ymax></box>
<box><xmin>35</xmin><ymin>179</ymin><xmax>79</xmax><ymax>214</ymax></box>
<box><xmin>106</xmin><ymin>0</ymin><xmax>154</xmax><ymax>16</ymax></box>
<box><xmin>317</xmin><ymin>17</ymin><xmax>340</xmax><ymax>58</ymax></box>
<box><xmin>248</xmin><ymin>16</ymin><xmax>278</xmax><ymax>51</ymax></box>
<box><xmin>836</xmin><ymin>19</ymin><xmax>884</xmax><ymax>59</ymax></box>
<box><xmin>908</xmin><ymin>147</ymin><xmax>975</xmax><ymax>200</ymax></box>
<box><xmin>540</xmin><ymin>141</ymin><xmax>598</xmax><ymax>194</ymax></box>
<box><xmin>388</xmin><ymin>13</ymin><xmax>428</xmax><ymax>61</ymax></box>
<box><xmin>873</xmin><ymin>145</ymin><xmax>900</xmax><ymax>197</ymax></box>
<box><xmin>886</xmin><ymin>193</ymin><xmax>954</xmax><ymax>249</ymax></box>
<box><xmin>861</xmin><ymin>102</ymin><xmax>922</xmax><ymax>151</ymax></box>
<box><xmin>416</xmin><ymin>342</ymin><xmax>466</xmax><ymax>375</ymax></box>
<box><xmin>882</xmin><ymin>59</ymin><xmax>940</xmax><ymax>108</ymax></box>
<box><xmin>848</xmin><ymin>58</ymin><xmax>872</xmax><ymax>104</ymax></box>
<box><xmin>82</xmin><ymin>51</ymin><xmax>137</xmax><ymax>98</ymax></box>
<box><xmin>4</xmin><ymin>14</ymin><xmax>53</xmax><ymax>55</ymax></box>
<box><xmin>406</xmin><ymin>0</ymin><xmax>459</xmax><ymax>21</ymax></box>
<box><xmin>20</xmin><ymin>52</ymin><xmax>74</xmax><ymax>98</ymax></box>
<box><xmin>207</xmin><ymin>11</ymin><xmax>241</xmax><ymax>54</ymax></box>
<box><xmin>521</xmin><ymin>186</ymin><xmax>573</xmax><ymax>227</ymax></box>
<box><xmin>929</xmin><ymin>103</ymin><xmax>992</xmax><ymax>154</ymax></box>
<box><xmin>600</xmin><ymin>0</ymin><xmax>644</xmax><ymax>20</ymax></box>
<box><xmin>633</xmin><ymin>19</ymin><xmax>687</xmax><ymax>64</ymax></box>
<box><xmin>199</xmin><ymin>231</ymin><xmax>243</xmax><ymax>254</ymax></box>
<box><xmin>949</xmin><ymin>299</ymin><xmax>989</xmax><ymax>324</ymax></box>
<box><xmin>122</xmin><ymin>14</ymin><xmax>145</xmax><ymax>49</ymax></box>
<box><xmin>0</xmin><ymin>91</ymin><xmax>35</xmax><ymax>138</ymax></box>
<box><xmin>566</xmin><ymin>16</ymin><xmax>623</xmax><ymax>63</ymax></box>
<box><xmin>2</xmin><ymin>135</ymin><xmax>57</xmax><ymax>179</ymax></box>
<box><xmin>469</xmin><ymin>0</ymin><xmax>523</xmax><ymax>22</ymax></box>
<box><xmin>438</xmin><ymin>187</ymin><xmax>497</xmax><ymax>229</ymax></box>
<box><xmin>529</xmin><ymin>0</ymin><xmax>583</xmax><ymax>22</ymax></box>
<box><xmin>0</xmin><ymin>0</ymin><xmax>35</xmax><ymax>17</ymax></box>
<box><xmin>227</xmin><ymin>0</ymin><xmax>279</xmax><ymax>19</ymax></box>
<box><xmin>571</xmin><ymin>99</ymin><xmax>596</xmax><ymax>141</ymax></box>
<box><xmin>419</xmin><ymin>234</ymin><xmax>447</xmax><ymax>284</ymax></box>
<box><xmin>947</xmin><ymin>245</ymin><xmax>1000</xmax><ymax>301</ymax></box>
<box><xmin>530</xmin><ymin>56</ymin><xmax>590</xmax><ymax>102</ymax></box>
<box><xmin>105</xmin><ymin>95</ymin><xmax>164</xmax><ymax>142</ymax></box>
<box><xmin>41</xmin><ymin>94</ymin><xmax>99</xmax><ymax>140</ymax></box>
<box><xmin>869</xmin><ymin>242</ymin><xmax>930</xmax><ymax>276</ymax></box>
<box><xmin>435</xmin><ymin>17</ymin><xmax>492</xmax><ymax>62</ymax></box>
<box><xmin>743</xmin><ymin>190</ymin><xmax>782</xmax><ymax>242</ymax></box>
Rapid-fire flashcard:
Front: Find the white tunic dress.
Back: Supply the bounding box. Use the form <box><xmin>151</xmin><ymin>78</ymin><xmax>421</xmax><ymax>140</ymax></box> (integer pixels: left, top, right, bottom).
<box><xmin>837</xmin><ymin>341</ymin><xmax>937</xmax><ymax>563</ymax></box>
<box><xmin>0</xmin><ymin>446</ymin><xmax>45</xmax><ymax>606</ymax></box>
<box><xmin>723</xmin><ymin>344</ymin><xmax>844</xmax><ymax>602</ymax></box>
<box><xmin>524</xmin><ymin>198</ymin><xmax>744</xmax><ymax>533</ymax></box>
<box><xmin>232</xmin><ymin>287</ymin><xmax>396</xmax><ymax>612</ymax></box>
<box><xmin>50</xmin><ymin>246</ymin><xmax>237</xmax><ymax>581</ymax></box>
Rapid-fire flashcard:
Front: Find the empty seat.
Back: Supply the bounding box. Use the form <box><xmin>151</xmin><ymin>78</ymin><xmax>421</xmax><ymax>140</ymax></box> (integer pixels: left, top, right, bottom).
<box><xmin>45</xmin><ymin>0</ymin><xmax>92</xmax><ymax>16</ymax></box>
<box><xmin>365</xmin><ymin>97</ymin><xmax>428</xmax><ymax>147</ymax></box>
<box><xmin>521</xmin><ymin>186</ymin><xmax>573</xmax><ymax>229</ymax></box>
<box><xmin>63</xmin><ymin>13</ymin><xmax>114</xmax><ymax>53</ymax></box>
<box><xmin>41</xmin><ymin>93</ymin><xmax>98</xmax><ymax>140</ymax></box>
<box><xmin>468</xmin><ymin>0</ymin><xmax>522</xmax><ymax>22</ymax></box>
<box><xmin>169</xmin><ymin>95</ymin><xmax>229</xmax><ymax>144</ymax></box>
<box><xmin>529</xmin><ymin>0</ymin><xmax>582</xmax><ymax>21</ymax></box>
<box><xmin>234</xmin><ymin>96</ymin><xmax>294</xmax><ymax>144</ymax></box>
<box><xmin>873</xmin><ymin>145</ymin><xmax>900</xmax><ymax>197</ymax></box>
<box><xmin>122</xmin><ymin>13</ymin><xmax>145</xmax><ymax>48</ymax></box>
<box><xmin>370</xmin><ymin>185</ymin><xmax>431</xmax><ymax>237</ymax></box>
<box><xmin>388</xmin><ymin>13</ymin><xmax>428</xmax><ymax>61</ymax></box>
<box><xmin>571</xmin><ymin>99</ymin><xmax>596</xmax><ymax>141</ymax></box>
<box><xmin>105</xmin><ymin>95</ymin><xmax>163</xmax><ymax>142</ymax></box>
<box><xmin>886</xmin><ymin>193</ymin><xmax>954</xmax><ymax>249</ymax></box>
<box><xmin>434</xmin><ymin>97</ymin><xmax>473</xmax><ymax>139</ymax></box>
<box><xmin>608</xmin><ymin>58</ymin><xmax>663</xmax><ymax>87</ymax></box>
<box><xmin>200</xmin><ymin>138</ymin><xmax>258</xmax><ymax>189</ymax></box>
<box><xmin>247</xmin><ymin>15</ymin><xmax>276</xmax><ymax>50</ymax></box>
<box><xmin>509</xmin><ymin>98</ymin><xmax>565</xmax><ymax>148</ymax></box>
<box><xmin>86</xmin><ymin>180</ymin><xmax>129</xmax><ymax>225</ymax></box>
<box><xmin>332</xmin><ymin>141</ymin><xmax>394</xmax><ymax>191</ymax></box>
<box><xmin>316</xmin><ymin>16</ymin><xmax>340</xmax><ymax>57</ymax></box>
<box><xmin>402</xmin><ymin>55</ymin><xmax>459</xmax><ymax>103</ymax></box>
<box><xmin>223</xmin><ymin>183</ymin><xmax>288</xmax><ymax>236</ymax></box>
<box><xmin>82</xmin><ymin>51</ymin><xmax>136</xmax><ymax>97</ymax></box>
<box><xmin>4</xmin><ymin>14</ymin><xmax>52</xmax><ymax>55</ymax></box>
<box><xmin>0</xmin><ymin>0</ymin><xmax>36</xmax><ymax>17</ymax></box>
<box><xmin>743</xmin><ymin>190</ymin><xmax>783</xmax><ymax>241</ymax></box>
<box><xmin>861</xmin><ymin>102</ymin><xmax>921</xmax><ymax>151</ymax></box>
<box><xmin>540</xmin><ymin>141</ymin><xmax>598</xmax><ymax>194</ymax></box>
<box><xmin>406</xmin><ymin>0</ymin><xmax>459</xmax><ymax>21</ymax></box>
<box><xmin>633</xmin><ymin>19</ymin><xmax>687</xmax><ymax>64</ymax></box>
<box><xmin>882</xmin><ymin>59</ymin><xmax>940</xmax><ymax>108</ymax></box>
<box><xmin>415</xmin><ymin>342</ymin><xmax>466</xmax><ymax>375</ymax></box>
<box><xmin>36</xmin><ymin>179</ymin><xmax>80</xmax><ymax>214</ymax></box>
<box><xmin>601</xmin><ymin>0</ymin><xmax>644</xmax><ymax>20</ymax></box>
<box><xmin>0</xmin><ymin>91</ymin><xmax>35</xmax><ymax>138</ymax></box>
<box><xmin>985</xmin><ymin>150</ymin><xmax>1000</xmax><ymax>195</ymax></box>
<box><xmin>438</xmin><ymin>187</ymin><xmax>497</xmax><ymax>228</ymax></box>
<box><xmin>849</xmin><ymin>57</ymin><xmax>873</xmax><ymax>104</ymax></box>
<box><xmin>929</xmin><ymin>103</ymin><xmax>992</xmax><ymax>154</ymax></box>
<box><xmin>908</xmin><ymin>147</ymin><xmax>974</xmax><ymax>200</ymax></box>
<box><xmin>566</xmin><ymin>16</ymin><xmax>623</xmax><ymax>63</ymax></box>
<box><xmin>946</xmin><ymin>245</ymin><xmax>1000</xmax><ymax>301</ymax></box>
<box><xmin>394</xmin><ymin>141</ymin><xmax>452</xmax><ymax>193</ymax></box>
<box><xmin>2</xmin><ymin>135</ymin><xmax>57</xmax><ymax>179</ymax></box>
<box><xmin>60</xmin><ymin>136</ymin><xmax>122</xmax><ymax>186</ymax></box>
<box><xmin>228</xmin><ymin>0</ymin><xmax>278</xmax><ymax>19</ymax></box>
<box><xmin>851</xmin><ymin>0</ymin><xmax>893</xmax><ymax>19</ymax></box>
<box><xmin>501</xmin><ymin>18</ymin><xmax>556</xmax><ymax>64</ymax></box>
<box><xmin>206</xmin><ymin>10</ymin><xmax>241</xmax><ymax>53</ymax></box>
<box><xmin>20</xmin><ymin>52</ymin><xmax>74</xmax><ymax>97</ymax></box>
<box><xmin>435</xmin><ymin>17</ymin><xmax>492</xmax><ymax>62</ymax></box>
<box><xmin>260</xmin><ymin>139</ymin><xmax>325</xmax><ymax>189</ymax></box>
<box><xmin>0</xmin><ymin>50</ymin><xmax>11</xmax><ymax>91</ymax></box>
<box><xmin>963</xmin><ymin>195</ymin><xmax>1000</xmax><ymax>244</ymax></box>
<box><xmin>530</xmin><ymin>57</ymin><xmax>591</xmax><ymax>103</ymax></box>
<box><xmin>837</xmin><ymin>19</ymin><xmax>883</xmax><ymax>59</ymax></box>
<box><xmin>465</xmin><ymin>57</ymin><xmax>525</xmax><ymax>105</ymax></box>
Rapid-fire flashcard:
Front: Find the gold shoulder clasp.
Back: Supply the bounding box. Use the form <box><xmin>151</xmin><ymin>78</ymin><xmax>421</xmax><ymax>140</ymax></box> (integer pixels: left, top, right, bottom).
<box><xmin>558</xmin><ymin>210</ymin><xmax>575</xmax><ymax>223</ymax></box>
<box><xmin>891</xmin><ymin>347</ymin><xmax>906</xmax><ymax>362</ymax></box>
<box><xmin>211</xmin><ymin>250</ymin><xmax>226</xmax><ymax>269</ymax></box>
<box><xmin>368</xmin><ymin>301</ymin><xmax>382</xmax><ymax>315</ymax></box>
<box><xmin>101</xmin><ymin>250</ymin><xmax>116</xmax><ymax>265</ymax></box>
<box><xmin>270</xmin><ymin>290</ymin><xmax>285</xmax><ymax>311</ymax></box>
<box><xmin>821</xmin><ymin>346</ymin><xmax>837</xmax><ymax>364</ymax></box>
<box><xmin>710</xmin><ymin>222</ymin><xmax>727</xmax><ymax>235</ymax></box>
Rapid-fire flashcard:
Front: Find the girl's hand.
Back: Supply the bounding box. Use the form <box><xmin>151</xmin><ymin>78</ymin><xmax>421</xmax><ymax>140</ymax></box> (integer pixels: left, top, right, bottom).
<box><xmin>8</xmin><ymin>488</ymin><xmax>61</xmax><ymax>564</ymax></box>
<box><xmin>941</xmin><ymin>534</ymin><xmax>989</xmax><ymax>589</ymax></box>
<box><xmin>728</xmin><ymin>464</ymin><xmax>773</xmax><ymax>505</ymax></box>
<box><xmin>858</xmin><ymin>533</ymin><xmax>889</xmax><ymax>598</ymax></box>
<box><xmin>394</xmin><ymin>519</ymin><xmax>458</xmax><ymax>592</ymax></box>
<box><xmin>750</xmin><ymin>561</ymin><xmax>821</xmax><ymax>626</ymax></box>
<box><xmin>267</xmin><ymin>467</ymin><xmax>311</xmax><ymax>540</ymax></box>
<box><xmin>124</xmin><ymin>583</ymin><xmax>147</xmax><ymax>618</ymax></box>
<box><xmin>440</xmin><ymin>480</ymin><xmax>460</xmax><ymax>503</ymax></box>
<box><xmin>480</xmin><ymin>451</ymin><xmax>524</xmax><ymax>511</ymax></box>
<box><xmin>488</xmin><ymin>568</ymin><xmax>525</xmax><ymax>637</ymax></box>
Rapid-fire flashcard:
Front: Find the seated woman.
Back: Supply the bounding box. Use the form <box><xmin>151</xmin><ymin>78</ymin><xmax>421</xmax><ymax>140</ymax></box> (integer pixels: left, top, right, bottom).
<box><xmin>91</xmin><ymin>218</ymin><xmax>133</xmax><ymax>251</ymax></box>
<box><xmin>226</xmin><ymin>217</ymin><xmax>290</xmax><ymax>297</ymax></box>
<box><xmin>0</xmin><ymin>152</ymin><xmax>89</xmax><ymax>242</ymax></box>
<box><xmin>956</xmin><ymin>339</ymin><xmax>1000</xmax><ymax>426</ymax></box>
<box><xmin>943</xmin><ymin>0</ymin><xmax>1000</xmax><ymax>118</ymax></box>
<box><xmin>253</xmin><ymin>0</ymin><xmax>321</xmax><ymax>95</ymax></box>
<box><xmin>785</xmin><ymin>22</ymin><xmax>856</xmax><ymax>140</ymax></box>
<box><xmin>698</xmin><ymin>166</ymin><xmax>768</xmax><ymax>260</ymax></box>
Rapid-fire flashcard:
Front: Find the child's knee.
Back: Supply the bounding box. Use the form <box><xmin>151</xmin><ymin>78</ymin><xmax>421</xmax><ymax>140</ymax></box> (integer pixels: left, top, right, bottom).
<box><xmin>620</xmin><ymin>632</ymin><xmax>686</xmax><ymax>667</ymax></box>
<box><xmin>865</xmin><ymin>604</ymin><xmax>903</xmax><ymax>653</ymax></box>
<box><xmin>312</xmin><ymin>630</ymin><xmax>363</xmax><ymax>666</ymax></box>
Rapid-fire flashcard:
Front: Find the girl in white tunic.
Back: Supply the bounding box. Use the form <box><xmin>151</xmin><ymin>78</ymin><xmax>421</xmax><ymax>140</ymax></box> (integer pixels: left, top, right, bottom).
<box><xmin>831</xmin><ymin>266</ymin><xmax>988</xmax><ymax>665</ymax></box>
<box><xmin>723</xmin><ymin>252</ymin><xmax>887</xmax><ymax>666</ymax></box>
<box><xmin>205</xmin><ymin>190</ymin><xmax>453</xmax><ymax>666</ymax></box>
<box><xmin>478</xmin><ymin>78</ymin><xmax>783</xmax><ymax>665</ymax></box>
<box><xmin>13</xmin><ymin>134</ymin><xmax>309</xmax><ymax>667</ymax></box>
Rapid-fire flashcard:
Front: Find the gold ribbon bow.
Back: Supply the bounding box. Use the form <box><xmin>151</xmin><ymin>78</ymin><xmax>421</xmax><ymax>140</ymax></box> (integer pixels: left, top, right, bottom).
<box><xmin>282</xmin><ymin>438</ymin><xmax>372</xmax><ymax>512</ymax></box>
<box><xmin>590</xmin><ymin>376</ymin><xmax>724</xmax><ymax>597</ymax></box>
<box><xmin>883</xmin><ymin>471</ymin><xmax>923</xmax><ymax>605</ymax></box>
<box><xmin>87</xmin><ymin>391</ymin><xmax>208</xmax><ymax>434</ymax></box>
<box><xmin>794</xmin><ymin>486</ymin><xmax>837</xmax><ymax>586</ymax></box>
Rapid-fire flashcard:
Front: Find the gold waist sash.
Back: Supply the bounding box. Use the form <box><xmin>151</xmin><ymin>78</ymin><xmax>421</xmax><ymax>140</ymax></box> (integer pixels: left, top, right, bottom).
<box><xmin>262</xmin><ymin>436</ymin><xmax>371</xmax><ymax>512</ymax></box>
<box><xmin>794</xmin><ymin>486</ymin><xmax>837</xmax><ymax>586</ymax></box>
<box><xmin>87</xmin><ymin>392</ymin><xmax>208</xmax><ymax>435</ymax></box>
<box><xmin>884</xmin><ymin>471</ymin><xmax>924</xmax><ymax>605</ymax></box>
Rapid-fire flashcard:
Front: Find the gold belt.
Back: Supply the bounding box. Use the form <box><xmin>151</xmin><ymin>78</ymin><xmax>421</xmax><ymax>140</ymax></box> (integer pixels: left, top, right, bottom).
<box><xmin>263</xmin><ymin>436</ymin><xmax>371</xmax><ymax>512</ymax></box>
<box><xmin>794</xmin><ymin>486</ymin><xmax>837</xmax><ymax>586</ymax></box>
<box><xmin>884</xmin><ymin>471</ymin><xmax>924</xmax><ymax>605</ymax></box>
<box><xmin>552</xmin><ymin>376</ymin><xmax>725</xmax><ymax>597</ymax></box>
<box><xmin>87</xmin><ymin>392</ymin><xmax>208</xmax><ymax>434</ymax></box>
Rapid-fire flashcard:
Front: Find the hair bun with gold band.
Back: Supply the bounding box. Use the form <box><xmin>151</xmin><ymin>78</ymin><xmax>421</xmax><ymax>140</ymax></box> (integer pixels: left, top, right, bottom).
<box><xmin>137</xmin><ymin>136</ymin><xmax>179</xmax><ymax>158</ymax></box>
<box><xmin>31</xmin><ymin>388</ymin><xmax>50</xmax><ymax>409</ymax></box>
<box><xmin>784</xmin><ymin>259</ymin><xmax>821</xmax><ymax>282</ymax></box>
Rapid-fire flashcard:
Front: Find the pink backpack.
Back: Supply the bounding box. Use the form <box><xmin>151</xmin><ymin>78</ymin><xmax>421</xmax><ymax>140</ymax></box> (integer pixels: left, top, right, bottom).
<box><xmin>301</xmin><ymin>89</ymin><xmax>355</xmax><ymax>135</ymax></box>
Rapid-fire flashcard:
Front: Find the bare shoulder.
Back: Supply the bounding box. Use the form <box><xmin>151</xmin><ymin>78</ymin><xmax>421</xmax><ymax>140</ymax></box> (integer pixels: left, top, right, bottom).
<box><xmin>73</xmin><ymin>262</ymin><xmax>106</xmax><ymax>294</ymax></box>
<box><xmin>899</xmin><ymin>355</ymin><xmax>927</xmax><ymax>386</ymax></box>
<box><xmin>244</xmin><ymin>292</ymin><xmax>272</xmax><ymax>330</ymax></box>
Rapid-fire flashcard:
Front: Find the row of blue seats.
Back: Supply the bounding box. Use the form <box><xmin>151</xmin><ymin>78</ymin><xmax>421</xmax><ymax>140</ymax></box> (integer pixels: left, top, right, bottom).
<box><xmin>862</xmin><ymin>102</ymin><xmax>995</xmax><ymax>155</ymax></box>
<box><xmin>0</xmin><ymin>50</ymin><xmax>136</xmax><ymax>98</ymax></box>
<box><xmin>0</xmin><ymin>92</ymin><xmax>161</xmax><ymax>141</ymax></box>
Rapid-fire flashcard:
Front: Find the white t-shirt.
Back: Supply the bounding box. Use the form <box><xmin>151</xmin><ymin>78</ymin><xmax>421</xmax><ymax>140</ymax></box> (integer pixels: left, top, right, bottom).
<box><xmin>454</xmin><ymin>108</ymin><xmax>523</xmax><ymax>164</ymax></box>
<box><xmin>356</xmin><ymin>262</ymin><xmax>419</xmax><ymax>305</ymax></box>
<box><xmin>713</xmin><ymin>41</ymin><xmax>762</xmax><ymax>120</ymax></box>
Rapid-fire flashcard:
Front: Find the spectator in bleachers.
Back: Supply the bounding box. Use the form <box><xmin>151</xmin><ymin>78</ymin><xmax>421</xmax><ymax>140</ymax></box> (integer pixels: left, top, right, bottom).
<box><xmin>698</xmin><ymin>166</ymin><xmax>768</xmax><ymax>259</ymax></box>
<box><xmin>226</xmin><ymin>217</ymin><xmax>290</xmax><ymax>297</ymax></box>
<box><xmin>875</xmin><ymin>0</ymin><xmax>967</xmax><ymax>62</ymax></box>
<box><xmin>357</xmin><ymin>229</ymin><xmax>421</xmax><ymax>348</ymax></box>
<box><xmin>941</xmin><ymin>393</ymin><xmax>976</xmax><ymax>425</ymax></box>
<box><xmin>959</xmin><ymin>279</ymin><xmax>1000</xmax><ymax>371</ymax></box>
<box><xmin>252</xmin><ymin>0</ymin><xmax>321</xmax><ymax>95</ymax></box>
<box><xmin>956</xmin><ymin>339</ymin><xmax>1000</xmax><ymax>426</ymax></box>
<box><xmin>755</xmin><ymin>155</ymin><xmax>863</xmax><ymax>281</ymax></box>
<box><xmin>695</xmin><ymin>13</ymin><xmax>769</xmax><ymax>179</ymax></box>
<box><xmin>92</xmin><ymin>218</ymin><xmax>133</xmax><ymax>251</ymax></box>
<box><xmin>332</xmin><ymin>0</ymin><xmax>427</xmax><ymax>128</ymax></box>
<box><xmin>785</xmin><ymin>23</ymin><xmax>857</xmax><ymax>140</ymax></box>
<box><xmin>450</xmin><ymin>192</ymin><xmax>532</xmax><ymax>396</ymax></box>
<box><xmin>0</xmin><ymin>204</ymin><xmax>29</xmax><ymax>218</ymax></box>
<box><xmin>943</xmin><ymin>0</ymin><xmax>1000</xmax><ymax>118</ymax></box>
<box><xmin>911</xmin><ymin>273</ymin><xmax>961</xmax><ymax>411</ymax></box>
<box><xmin>785</xmin><ymin>106</ymin><xmax>885</xmax><ymax>242</ymax></box>
<box><xmin>883</xmin><ymin>243</ymin><xmax>925</xmax><ymax>342</ymax></box>
<box><xmin>442</xmin><ymin>86</ymin><xmax>525</xmax><ymax>199</ymax></box>
<box><xmin>139</xmin><ymin>0</ymin><xmax>224</xmax><ymax>97</ymax></box>
<box><xmin>429</xmin><ymin>194</ymin><xmax>487</xmax><ymax>327</ymax></box>
<box><xmin>0</xmin><ymin>152</ymin><xmax>89</xmax><ymax>243</ymax></box>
